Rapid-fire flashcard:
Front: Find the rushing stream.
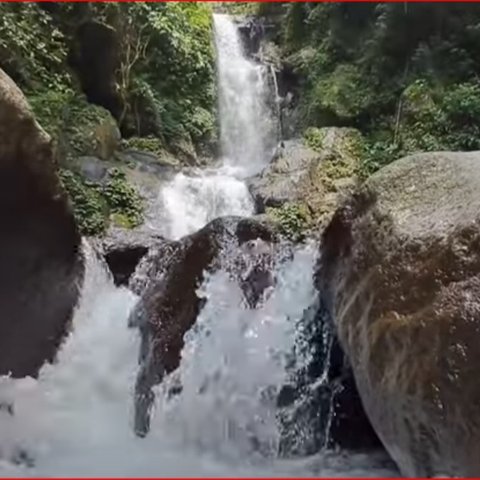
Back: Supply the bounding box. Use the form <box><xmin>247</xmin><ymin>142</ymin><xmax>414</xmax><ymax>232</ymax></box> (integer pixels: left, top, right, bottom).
<box><xmin>0</xmin><ymin>13</ymin><xmax>397</xmax><ymax>477</ymax></box>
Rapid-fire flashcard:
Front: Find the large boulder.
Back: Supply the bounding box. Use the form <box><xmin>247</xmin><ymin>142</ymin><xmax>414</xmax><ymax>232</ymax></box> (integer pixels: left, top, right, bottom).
<box><xmin>248</xmin><ymin>127</ymin><xmax>362</xmax><ymax>230</ymax></box>
<box><xmin>129</xmin><ymin>216</ymin><xmax>278</xmax><ymax>436</ymax></box>
<box><xmin>318</xmin><ymin>151</ymin><xmax>480</xmax><ymax>476</ymax></box>
<box><xmin>0</xmin><ymin>68</ymin><xmax>84</xmax><ymax>377</ymax></box>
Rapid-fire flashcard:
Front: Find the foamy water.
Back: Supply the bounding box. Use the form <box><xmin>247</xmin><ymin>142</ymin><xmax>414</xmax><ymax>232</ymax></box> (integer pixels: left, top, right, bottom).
<box><xmin>159</xmin><ymin>166</ymin><xmax>254</xmax><ymax>240</ymax></box>
<box><xmin>0</xmin><ymin>243</ymin><xmax>396</xmax><ymax>477</ymax></box>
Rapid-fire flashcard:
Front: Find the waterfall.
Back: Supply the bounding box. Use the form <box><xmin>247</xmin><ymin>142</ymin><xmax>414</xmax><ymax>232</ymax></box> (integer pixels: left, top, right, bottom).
<box><xmin>269</xmin><ymin>64</ymin><xmax>283</xmax><ymax>143</ymax></box>
<box><xmin>214</xmin><ymin>13</ymin><xmax>274</xmax><ymax>171</ymax></box>
<box><xmin>159</xmin><ymin>14</ymin><xmax>276</xmax><ymax>240</ymax></box>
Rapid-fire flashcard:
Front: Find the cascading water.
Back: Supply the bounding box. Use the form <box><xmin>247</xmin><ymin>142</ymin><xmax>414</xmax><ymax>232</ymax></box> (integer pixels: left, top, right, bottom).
<box><xmin>0</xmin><ymin>244</ymin><xmax>395</xmax><ymax>477</ymax></box>
<box><xmin>159</xmin><ymin>14</ymin><xmax>276</xmax><ymax>240</ymax></box>
<box><xmin>0</xmin><ymin>12</ymin><xmax>397</xmax><ymax>478</ymax></box>
<box><xmin>160</xmin><ymin>166</ymin><xmax>253</xmax><ymax>241</ymax></box>
<box><xmin>214</xmin><ymin>13</ymin><xmax>275</xmax><ymax>171</ymax></box>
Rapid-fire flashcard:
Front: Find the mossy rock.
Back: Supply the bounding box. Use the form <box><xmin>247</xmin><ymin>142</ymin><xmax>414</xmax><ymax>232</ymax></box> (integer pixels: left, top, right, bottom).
<box><xmin>249</xmin><ymin>127</ymin><xmax>363</xmax><ymax>235</ymax></box>
<box><xmin>301</xmin><ymin>127</ymin><xmax>363</xmax><ymax>227</ymax></box>
<box><xmin>266</xmin><ymin>202</ymin><xmax>312</xmax><ymax>242</ymax></box>
<box><xmin>123</xmin><ymin>136</ymin><xmax>180</xmax><ymax>167</ymax></box>
<box><xmin>169</xmin><ymin>134</ymin><xmax>198</xmax><ymax>166</ymax></box>
<box><xmin>29</xmin><ymin>90</ymin><xmax>120</xmax><ymax>162</ymax></box>
<box><xmin>59</xmin><ymin>166</ymin><xmax>144</xmax><ymax>236</ymax></box>
<box><xmin>110</xmin><ymin>212</ymin><xmax>137</xmax><ymax>229</ymax></box>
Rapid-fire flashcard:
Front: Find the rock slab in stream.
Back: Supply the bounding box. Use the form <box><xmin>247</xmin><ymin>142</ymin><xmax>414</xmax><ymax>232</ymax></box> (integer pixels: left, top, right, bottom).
<box><xmin>129</xmin><ymin>216</ymin><xmax>279</xmax><ymax>436</ymax></box>
<box><xmin>318</xmin><ymin>151</ymin><xmax>480</xmax><ymax>476</ymax></box>
<box><xmin>0</xmin><ymin>68</ymin><xmax>84</xmax><ymax>377</ymax></box>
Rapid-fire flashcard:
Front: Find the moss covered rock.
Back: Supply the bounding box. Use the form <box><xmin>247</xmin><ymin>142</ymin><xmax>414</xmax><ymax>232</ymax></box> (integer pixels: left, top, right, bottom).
<box><xmin>29</xmin><ymin>90</ymin><xmax>120</xmax><ymax>162</ymax></box>
<box><xmin>123</xmin><ymin>136</ymin><xmax>180</xmax><ymax>167</ymax></box>
<box><xmin>302</xmin><ymin>127</ymin><xmax>363</xmax><ymax>227</ymax></box>
<box><xmin>59</xmin><ymin>166</ymin><xmax>144</xmax><ymax>237</ymax></box>
<box><xmin>319</xmin><ymin>151</ymin><xmax>480</xmax><ymax>476</ymax></box>
<box><xmin>249</xmin><ymin>127</ymin><xmax>362</xmax><ymax>235</ymax></box>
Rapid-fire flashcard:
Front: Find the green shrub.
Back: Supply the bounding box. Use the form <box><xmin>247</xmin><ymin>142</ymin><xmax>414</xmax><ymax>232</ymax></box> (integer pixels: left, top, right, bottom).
<box><xmin>308</xmin><ymin>64</ymin><xmax>376</xmax><ymax>124</ymax></box>
<box><xmin>304</xmin><ymin>127</ymin><xmax>326</xmax><ymax>151</ymax></box>
<box><xmin>124</xmin><ymin>136</ymin><xmax>164</xmax><ymax>156</ymax></box>
<box><xmin>59</xmin><ymin>169</ymin><xmax>108</xmax><ymax>236</ymax></box>
<box><xmin>442</xmin><ymin>82</ymin><xmax>480</xmax><ymax>150</ymax></box>
<box><xmin>59</xmin><ymin>167</ymin><xmax>144</xmax><ymax>235</ymax></box>
<box><xmin>267</xmin><ymin>203</ymin><xmax>311</xmax><ymax>242</ymax></box>
<box><xmin>102</xmin><ymin>168</ymin><xmax>144</xmax><ymax>229</ymax></box>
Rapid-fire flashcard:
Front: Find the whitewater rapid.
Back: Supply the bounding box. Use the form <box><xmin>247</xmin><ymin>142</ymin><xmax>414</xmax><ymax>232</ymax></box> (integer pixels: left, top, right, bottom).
<box><xmin>0</xmin><ymin>243</ymin><xmax>396</xmax><ymax>477</ymax></box>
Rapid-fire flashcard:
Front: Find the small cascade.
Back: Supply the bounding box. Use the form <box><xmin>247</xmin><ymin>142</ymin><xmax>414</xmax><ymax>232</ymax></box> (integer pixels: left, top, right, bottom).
<box><xmin>268</xmin><ymin>63</ymin><xmax>283</xmax><ymax>143</ymax></box>
<box><xmin>160</xmin><ymin>166</ymin><xmax>254</xmax><ymax>240</ymax></box>
<box><xmin>0</xmin><ymin>241</ymin><xmax>395</xmax><ymax>477</ymax></box>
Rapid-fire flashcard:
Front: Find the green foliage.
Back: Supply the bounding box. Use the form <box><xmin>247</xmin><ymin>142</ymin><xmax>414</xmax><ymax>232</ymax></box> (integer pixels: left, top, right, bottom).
<box><xmin>267</xmin><ymin>203</ymin><xmax>311</xmax><ymax>242</ymax></box>
<box><xmin>304</xmin><ymin>127</ymin><xmax>326</xmax><ymax>151</ymax></box>
<box><xmin>361</xmin><ymin>141</ymin><xmax>403</xmax><ymax>177</ymax></box>
<box><xmin>0</xmin><ymin>3</ymin><xmax>71</xmax><ymax>90</ymax></box>
<box><xmin>95</xmin><ymin>3</ymin><xmax>216</xmax><ymax>145</ymax></box>
<box><xmin>140</xmin><ymin>3</ymin><xmax>215</xmax><ymax>142</ymax></box>
<box><xmin>29</xmin><ymin>90</ymin><xmax>118</xmax><ymax>160</ymax></box>
<box><xmin>309</xmin><ymin>64</ymin><xmax>376</xmax><ymax>124</ymax></box>
<box><xmin>280</xmin><ymin>3</ymin><xmax>480</xmax><ymax>175</ymax></box>
<box><xmin>59</xmin><ymin>167</ymin><xmax>144</xmax><ymax>236</ymax></box>
<box><xmin>59</xmin><ymin>169</ymin><xmax>107</xmax><ymax>236</ymax></box>
<box><xmin>102</xmin><ymin>168</ymin><xmax>144</xmax><ymax>229</ymax></box>
<box><xmin>0</xmin><ymin>2</ymin><xmax>216</xmax><ymax>157</ymax></box>
<box><xmin>441</xmin><ymin>82</ymin><xmax>480</xmax><ymax>150</ymax></box>
<box><xmin>360</xmin><ymin>80</ymin><xmax>480</xmax><ymax>175</ymax></box>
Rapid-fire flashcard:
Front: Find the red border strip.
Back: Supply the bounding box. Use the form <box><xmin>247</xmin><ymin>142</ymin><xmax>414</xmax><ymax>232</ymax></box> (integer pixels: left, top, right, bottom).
<box><xmin>2</xmin><ymin>0</ymin><xmax>480</xmax><ymax>3</ymax></box>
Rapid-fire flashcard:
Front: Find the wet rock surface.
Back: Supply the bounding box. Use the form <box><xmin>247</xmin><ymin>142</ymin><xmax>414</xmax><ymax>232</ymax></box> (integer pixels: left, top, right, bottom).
<box><xmin>318</xmin><ymin>151</ymin><xmax>480</xmax><ymax>476</ymax></box>
<box><xmin>95</xmin><ymin>228</ymin><xmax>169</xmax><ymax>286</ymax></box>
<box><xmin>277</xmin><ymin>297</ymin><xmax>381</xmax><ymax>457</ymax></box>
<box><xmin>0</xmin><ymin>68</ymin><xmax>84</xmax><ymax>377</ymax></box>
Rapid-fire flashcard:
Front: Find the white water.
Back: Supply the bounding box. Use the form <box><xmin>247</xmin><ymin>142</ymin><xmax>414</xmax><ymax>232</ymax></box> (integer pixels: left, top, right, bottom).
<box><xmin>159</xmin><ymin>14</ymin><xmax>275</xmax><ymax>241</ymax></box>
<box><xmin>160</xmin><ymin>166</ymin><xmax>253</xmax><ymax>240</ymax></box>
<box><xmin>0</xmin><ymin>244</ymin><xmax>396</xmax><ymax>477</ymax></box>
<box><xmin>214</xmin><ymin>13</ymin><xmax>274</xmax><ymax>172</ymax></box>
